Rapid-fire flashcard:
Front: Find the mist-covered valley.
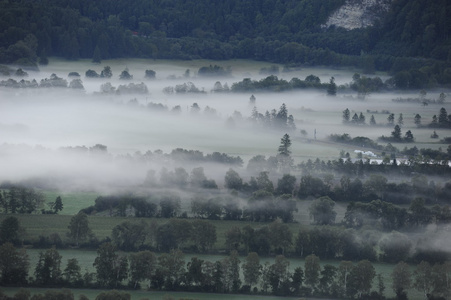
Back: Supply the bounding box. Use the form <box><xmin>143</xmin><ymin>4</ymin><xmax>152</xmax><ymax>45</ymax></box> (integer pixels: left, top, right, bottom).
<box><xmin>1</xmin><ymin>59</ymin><xmax>450</xmax><ymax>193</ymax></box>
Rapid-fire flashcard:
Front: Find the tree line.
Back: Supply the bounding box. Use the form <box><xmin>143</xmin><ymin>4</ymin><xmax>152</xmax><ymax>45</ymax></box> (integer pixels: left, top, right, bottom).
<box><xmin>1</xmin><ymin>241</ymin><xmax>450</xmax><ymax>299</ymax></box>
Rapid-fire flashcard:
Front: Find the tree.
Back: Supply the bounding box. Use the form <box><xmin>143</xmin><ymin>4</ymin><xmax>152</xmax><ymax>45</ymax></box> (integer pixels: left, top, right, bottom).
<box><xmin>391</xmin><ymin>125</ymin><xmax>402</xmax><ymax>140</ymax></box>
<box><xmin>370</xmin><ymin>114</ymin><xmax>376</xmax><ymax>125</ymax></box>
<box><xmin>278</xmin><ymin>133</ymin><xmax>292</xmax><ymax>156</ymax></box>
<box><xmin>309</xmin><ymin>196</ymin><xmax>337</xmax><ymax>225</ymax></box>
<box><xmin>190</xmin><ymin>167</ymin><xmax>207</xmax><ymax>188</ymax></box>
<box><xmin>413</xmin><ymin>261</ymin><xmax>433</xmax><ymax>298</ymax></box>
<box><xmin>67</xmin><ymin>211</ymin><xmax>91</xmax><ymax>246</ymax></box>
<box><xmin>275</xmin><ymin>174</ymin><xmax>296</xmax><ymax>196</ymax></box>
<box><xmin>268</xmin><ymin>220</ymin><xmax>292</xmax><ymax>255</ymax></box>
<box><xmin>358</xmin><ymin>112</ymin><xmax>366</xmax><ymax>124</ymax></box>
<box><xmin>347</xmin><ymin>260</ymin><xmax>376</xmax><ymax>298</ymax></box>
<box><xmin>157</xmin><ymin>249</ymin><xmax>185</xmax><ymax>290</ymax></box>
<box><xmin>249</xmin><ymin>94</ymin><xmax>256</xmax><ymax>104</ymax></box>
<box><xmin>319</xmin><ymin>264</ymin><xmax>338</xmax><ymax>296</ymax></box>
<box><xmin>224</xmin><ymin>168</ymin><xmax>243</xmax><ymax>190</ymax></box>
<box><xmin>225</xmin><ymin>226</ymin><xmax>242</xmax><ymax>251</ymax></box>
<box><xmin>268</xmin><ymin>255</ymin><xmax>291</xmax><ymax>295</ymax></box>
<box><xmin>63</xmin><ymin>258</ymin><xmax>82</xmax><ymax>286</ymax></box>
<box><xmin>414</xmin><ymin>113</ymin><xmax>422</xmax><ymax>127</ymax></box>
<box><xmin>119</xmin><ymin>69</ymin><xmax>133</xmax><ymax>80</ymax></box>
<box><xmin>129</xmin><ymin>251</ymin><xmax>156</xmax><ymax>289</ymax></box>
<box><xmin>291</xmin><ymin>266</ymin><xmax>304</xmax><ymax>295</ymax></box>
<box><xmin>112</xmin><ymin>221</ymin><xmax>147</xmax><ymax>251</ymax></box>
<box><xmin>338</xmin><ymin>261</ymin><xmax>353</xmax><ymax>295</ymax></box>
<box><xmin>179</xmin><ymin>99</ymin><xmax>196</xmax><ymax>111</ymax></box>
<box><xmin>342</xmin><ymin>108</ymin><xmax>350</xmax><ymax>123</ymax></box>
<box><xmin>275</xmin><ymin>103</ymin><xmax>288</xmax><ymax>129</ymax></box>
<box><xmin>222</xmin><ymin>250</ymin><xmax>241</xmax><ymax>292</ymax></box>
<box><xmin>391</xmin><ymin>261</ymin><xmax>411</xmax><ymax>298</ymax></box>
<box><xmin>191</xmin><ymin>220</ymin><xmax>217</xmax><ymax>252</ymax></box>
<box><xmin>379</xmin><ymin>231</ymin><xmax>412</xmax><ymax>263</ymax></box>
<box><xmin>52</xmin><ymin>196</ymin><xmax>63</xmax><ymax>214</ymax></box>
<box><xmin>145</xmin><ymin>69</ymin><xmax>156</xmax><ymax>79</ymax></box>
<box><xmin>185</xmin><ymin>257</ymin><xmax>204</xmax><ymax>288</ymax></box>
<box><xmin>438</xmin><ymin>107</ymin><xmax>448</xmax><ymax>127</ymax></box>
<box><xmin>242</xmin><ymin>252</ymin><xmax>261</xmax><ymax>288</ymax></box>
<box><xmin>0</xmin><ymin>216</ymin><xmax>20</xmax><ymax>244</ymax></box>
<box><xmin>304</xmin><ymin>254</ymin><xmax>321</xmax><ymax>291</ymax></box>
<box><xmin>34</xmin><ymin>247</ymin><xmax>62</xmax><ymax>285</ymax></box>
<box><xmin>431</xmin><ymin>115</ymin><xmax>438</xmax><ymax>126</ymax></box>
<box><xmin>387</xmin><ymin>113</ymin><xmax>395</xmax><ymax>125</ymax></box>
<box><xmin>431</xmin><ymin>262</ymin><xmax>451</xmax><ymax>298</ymax></box>
<box><xmin>159</xmin><ymin>195</ymin><xmax>181</xmax><ymax>218</ymax></box>
<box><xmin>101</xmin><ymin>66</ymin><xmax>112</xmax><ymax>78</ymax></box>
<box><xmin>256</xmin><ymin>171</ymin><xmax>274</xmax><ymax>193</ymax></box>
<box><xmin>403</xmin><ymin>130</ymin><xmax>414</xmax><ymax>142</ymax></box>
<box><xmin>0</xmin><ymin>242</ymin><xmax>29</xmax><ymax>285</ymax></box>
<box><xmin>398</xmin><ymin>113</ymin><xmax>404</xmax><ymax>126</ymax></box>
<box><xmin>327</xmin><ymin>77</ymin><xmax>337</xmax><ymax>96</ymax></box>
<box><xmin>93</xmin><ymin>242</ymin><xmax>128</xmax><ymax>288</ymax></box>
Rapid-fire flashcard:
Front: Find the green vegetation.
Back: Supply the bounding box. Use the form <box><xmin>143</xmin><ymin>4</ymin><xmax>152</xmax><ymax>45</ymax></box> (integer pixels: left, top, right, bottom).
<box><xmin>1</xmin><ymin>0</ymin><xmax>451</xmax><ymax>88</ymax></box>
<box><xmin>1</xmin><ymin>0</ymin><xmax>451</xmax><ymax>297</ymax></box>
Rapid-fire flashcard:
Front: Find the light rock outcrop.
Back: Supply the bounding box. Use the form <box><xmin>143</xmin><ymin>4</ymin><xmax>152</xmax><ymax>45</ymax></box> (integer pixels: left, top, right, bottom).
<box><xmin>324</xmin><ymin>0</ymin><xmax>392</xmax><ymax>30</ymax></box>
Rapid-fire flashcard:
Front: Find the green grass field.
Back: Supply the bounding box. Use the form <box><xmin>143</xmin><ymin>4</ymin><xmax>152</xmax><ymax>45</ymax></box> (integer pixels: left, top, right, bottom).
<box><xmin>0</xmin><ymin>286</ymin><xmax>303</xmax><ymax>300</ymax></box>
<box><xmin>41</xmin><ymin>190</ymin><xmax>98</xmax><ymax>215</ymax></box>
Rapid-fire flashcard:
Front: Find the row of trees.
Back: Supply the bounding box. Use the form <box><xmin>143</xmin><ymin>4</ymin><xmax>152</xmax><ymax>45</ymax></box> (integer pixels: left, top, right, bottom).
<box><xmin>0</xmin><ymin>186</ymin><xmax>45</xmax><ymax>214</ymax></box>
<box><xmin>41</xmin><ymin>203</ymin><xmax>450</xmax><ymax>263</ymax></box>
<box><xmin>249</xmin><ymin>103</ymin><xmax>296</xmax><ymax>132</ymax></box>
<box><xmin>230</xmin><ymin>75</ymin><xmax>332</xmax><ymax>92</ymax></box>
<box><xmin>2</xmin><ymin>241</ymin><xmax>450</xmax><ymax>299</ymax></box>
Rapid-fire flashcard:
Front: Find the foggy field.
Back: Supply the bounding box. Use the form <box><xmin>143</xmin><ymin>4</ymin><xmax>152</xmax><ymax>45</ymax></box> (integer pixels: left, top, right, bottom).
<box><xmin>1</xmin><ymin>58</ymin><xmax>449</xmax><ymax>193</ymax></box>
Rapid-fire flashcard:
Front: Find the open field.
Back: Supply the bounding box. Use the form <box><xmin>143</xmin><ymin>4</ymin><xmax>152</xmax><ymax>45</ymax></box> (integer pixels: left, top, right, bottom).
<box><xmin>0</xmin><ymin>287</ymin><xmax>302</xmax><ymax>300</ymax></box>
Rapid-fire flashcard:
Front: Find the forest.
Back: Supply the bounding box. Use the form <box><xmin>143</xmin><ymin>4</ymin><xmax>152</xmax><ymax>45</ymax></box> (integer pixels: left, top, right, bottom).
<box><xmin>1</xmin><ymin>0</ymin><xmax>451</xmax><ymax>88</ymax></box>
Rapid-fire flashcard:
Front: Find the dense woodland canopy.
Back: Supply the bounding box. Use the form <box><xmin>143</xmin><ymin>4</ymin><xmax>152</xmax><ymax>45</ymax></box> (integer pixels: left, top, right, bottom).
<box><xmin>1</xmin><ymin>0</ymin><xmax>451</xmax><ymax>86</ymax></box>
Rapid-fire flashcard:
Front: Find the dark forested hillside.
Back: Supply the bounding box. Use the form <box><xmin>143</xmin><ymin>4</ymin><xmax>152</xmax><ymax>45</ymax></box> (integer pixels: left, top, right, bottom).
<box><xmin>1</xmin><ymin>0</ymin><xmax>451</xmax><ymax>81</ymax></box>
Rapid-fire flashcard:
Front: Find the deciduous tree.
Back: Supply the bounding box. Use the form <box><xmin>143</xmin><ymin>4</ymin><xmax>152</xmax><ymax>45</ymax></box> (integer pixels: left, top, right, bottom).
<box><xmin>0</xmin><ymin>242</ymin><xmax>29</xmax><ymax>285</ymax></box>
<box><xmin>391</xmin><ymin>261</ymin><xmax>411</xmax><ymax>298</ymax></box>
<box><xmin>242</xmin><ymin>252</ymin><xmax>261</xmax><ymax>288</ymax></box>
<box><xmin>347</xmin><ymin>260</ymin><xmax>375</xmax><ymax>298</ymax></box>
<box><xmin>34</xmin><ymin>247</ymin><xmax>62</xmax><ymax>285</ymax></box>
<box><xmin>413</xmin><ymin>261</ymin><xmax>433</xmax><ymax>298</ymax></box>
<box><xmin>0</xmin><ymin>216</ymin><xmax>20</xmax><ymax>244</ymax></box>
<box><xmin>304</xmin><ymin>254</ymin><xmax>321</xmax><ymax>291</ymax></box>
<box><xmin>93</xmin><ymin>242</ymin><xmax>128</xmax><ymax>288</ymax></box>
<box><xmin>67</xmin><ymin>211</ymin><xmax>91</xmax><ymax>246</ymax></box>
<box><xmin>129</xmin><ymin>251</ymin><xmax>156</xmax><ymax>289</ymax></box>
<box><xmin>309</xmin><ymin>196</ymin><xmax>337</xmax><ymax>225</ymax></box>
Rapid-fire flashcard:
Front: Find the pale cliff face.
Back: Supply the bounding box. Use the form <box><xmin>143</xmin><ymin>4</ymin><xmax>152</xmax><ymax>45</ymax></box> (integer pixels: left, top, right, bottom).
<box><xmin>324</xmin><ymin>0</ymin><xmax>392</xmax><ymax>30</ymax></box>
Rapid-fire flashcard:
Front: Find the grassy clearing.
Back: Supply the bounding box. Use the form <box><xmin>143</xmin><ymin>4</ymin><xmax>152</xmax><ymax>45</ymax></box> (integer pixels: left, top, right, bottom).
<box><xmin>41</xmin><ymin>190</ymin><xmax>98</xmax><ymax>215</ymax></box>
<box><xmin>0</xmin><ymin>286</ymin><xmax>302</xmax><ymax>300</ymax></box>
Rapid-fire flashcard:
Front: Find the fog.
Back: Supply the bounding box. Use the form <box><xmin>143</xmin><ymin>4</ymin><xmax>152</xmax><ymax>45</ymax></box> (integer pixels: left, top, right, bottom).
<box><xmin>1</xmin><ymin>59</ymin><xmax>449</xmax><ymax>192</ymax></box>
